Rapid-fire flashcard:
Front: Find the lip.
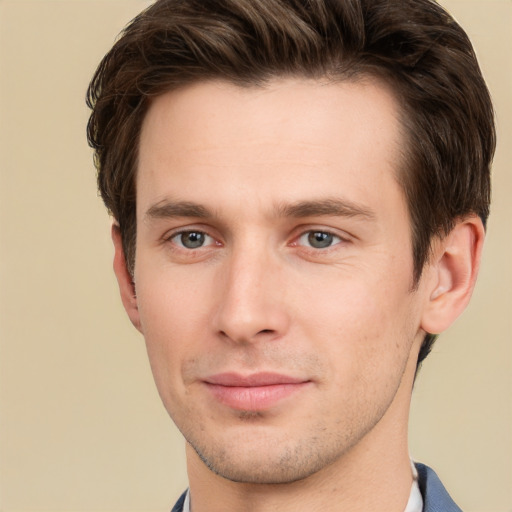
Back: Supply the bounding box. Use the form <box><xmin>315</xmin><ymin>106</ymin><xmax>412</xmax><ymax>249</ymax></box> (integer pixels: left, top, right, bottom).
<box><xmin>203</xmin><ymin>372</ymin><xmax>311</xmax><ymax>411</ymax></box>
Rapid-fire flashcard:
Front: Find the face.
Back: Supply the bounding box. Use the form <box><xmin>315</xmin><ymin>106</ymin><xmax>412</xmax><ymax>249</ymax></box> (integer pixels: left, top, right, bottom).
<box><xmin>129</xmin><ymin>78</ymin><xmax>429</xmax><ymax>484</ymax></box>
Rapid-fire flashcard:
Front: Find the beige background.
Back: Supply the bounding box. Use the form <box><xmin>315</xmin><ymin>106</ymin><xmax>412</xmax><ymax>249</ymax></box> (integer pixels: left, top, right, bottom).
<box><xmin>0</xmin><ymin>1</ymin><xmax>510</xmax><ymax>510</ymax></box>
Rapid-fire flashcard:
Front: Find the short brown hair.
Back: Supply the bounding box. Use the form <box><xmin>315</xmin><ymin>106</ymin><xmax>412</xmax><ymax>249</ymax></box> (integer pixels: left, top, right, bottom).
<box><xmin>87</xmin><ymin>0</ymin><xmax>495</xmax><ymax>365</ymax></box>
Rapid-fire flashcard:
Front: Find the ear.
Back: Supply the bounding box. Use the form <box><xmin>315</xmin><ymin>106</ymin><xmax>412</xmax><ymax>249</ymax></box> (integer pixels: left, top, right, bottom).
<box><xmin>112</xmin><ymin>223</ymin><xmax>142</xmax><ymax>332</ymax></box>
<box><xmin>420</xmin><ymin>215</ymin><xmax>485</xmax><ymax>335</ymax></box>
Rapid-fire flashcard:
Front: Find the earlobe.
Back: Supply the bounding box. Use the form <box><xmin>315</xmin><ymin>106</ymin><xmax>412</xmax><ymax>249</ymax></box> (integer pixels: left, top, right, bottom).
<box><xmin>420</xmin><ymin>215</ymin><xmax>485</xmax><ymax>335</ymax></box>
<box><xmin>111</xmin><ymin>223</ymin><xmax>142</xmax><ymax>332</ymax></box>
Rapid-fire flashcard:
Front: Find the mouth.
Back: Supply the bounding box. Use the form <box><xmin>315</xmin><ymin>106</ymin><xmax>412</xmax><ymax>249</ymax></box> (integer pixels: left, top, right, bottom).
<box><xmin>203</xmin><ymin>372</ymin><xmax>311</xmax><ymax>411</ymax></box>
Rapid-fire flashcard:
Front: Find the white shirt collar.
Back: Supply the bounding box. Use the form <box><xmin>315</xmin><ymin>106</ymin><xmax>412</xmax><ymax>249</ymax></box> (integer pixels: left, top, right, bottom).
<box><xmin>405</xmin><ymin>461</ymin><xmax>424</xmax><ymax>512</ymax></box>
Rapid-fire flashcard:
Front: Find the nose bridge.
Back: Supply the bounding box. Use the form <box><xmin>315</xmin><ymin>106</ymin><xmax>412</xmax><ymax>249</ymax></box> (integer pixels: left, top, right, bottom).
<box><xmin>214</xmin><ymin>237</ymin><xmax>288</xmax><ymax>343</ymax></box>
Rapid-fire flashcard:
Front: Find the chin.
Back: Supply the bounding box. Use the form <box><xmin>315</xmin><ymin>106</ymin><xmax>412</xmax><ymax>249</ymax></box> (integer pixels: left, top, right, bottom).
<box><xmin>194</xmin><ymin>446</ymin><xmax>323</xmax><ymax>484</ymax></box>
<box><xmin>186</xmin><ymin>427</ymin><xmax>354</xmax><ymax>485</ymax></box>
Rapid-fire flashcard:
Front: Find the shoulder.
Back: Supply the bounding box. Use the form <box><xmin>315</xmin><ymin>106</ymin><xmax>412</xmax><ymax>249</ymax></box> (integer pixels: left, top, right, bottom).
<box><xmin>415</xmin><ymin>462</ymin><xmax>462</xmax><ymax>512</ymax></box>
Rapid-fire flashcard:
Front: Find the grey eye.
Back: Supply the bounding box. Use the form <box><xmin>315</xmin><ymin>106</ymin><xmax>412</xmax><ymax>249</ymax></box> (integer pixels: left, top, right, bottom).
<box><xmin>308</xmin><ymin>231</ymin><xmax>333</xmax><ymax>248</ymax></box>
<box><xmin>175</xmin><ymin>231</ymin><xmax>207</xmax><ymax>249</ymax></box>
<box><xmin>299</xmin><ymin>231</ymin><xmax>341</xmax><ymax>249</ymax></box>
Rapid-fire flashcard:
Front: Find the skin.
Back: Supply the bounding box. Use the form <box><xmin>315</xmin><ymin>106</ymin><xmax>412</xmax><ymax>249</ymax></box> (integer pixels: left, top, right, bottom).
<box><xmin>113</xmin><ymin>78</ymin><xmax>484</xmax><ymax>512</ymax></box>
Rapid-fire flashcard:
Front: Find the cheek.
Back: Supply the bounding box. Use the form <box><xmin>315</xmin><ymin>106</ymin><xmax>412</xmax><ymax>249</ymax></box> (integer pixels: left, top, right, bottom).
<box><xmin>136</xmin><ymin>258</ymin><xmax>215</xmax><ymax>334</ymax></box>
<box><xmin>134</xmin><ymin>269</ymin><xmax>214</xmax><ymax>393</ymax></box>
<box><xmin>296</xmin><ymin>266</ymin><xmax>416</xmax><ymax>380</ymax></box>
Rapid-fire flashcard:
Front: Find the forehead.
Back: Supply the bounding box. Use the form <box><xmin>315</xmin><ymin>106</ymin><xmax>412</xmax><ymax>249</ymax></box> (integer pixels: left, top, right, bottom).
<box><xmin>137</xmin><ymin>78</ymin><xmax>405</xmax><ymax>219</ymax></box>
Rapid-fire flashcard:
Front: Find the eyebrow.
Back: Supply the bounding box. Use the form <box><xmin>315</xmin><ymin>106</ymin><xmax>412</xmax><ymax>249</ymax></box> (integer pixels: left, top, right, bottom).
<box><xmin>145</xmin><ymin>200</ymin><xmax>213</xmax><ymax>220</ymax></box>
<box><xmin>144</xmin><ymin>197</ymin><xmax>375</xmax><ymax>222</ymax></box>
<box><xmin>275</xmin><ymin>198</ymin><xmax>376</xmax><ymax>220</ymax></box>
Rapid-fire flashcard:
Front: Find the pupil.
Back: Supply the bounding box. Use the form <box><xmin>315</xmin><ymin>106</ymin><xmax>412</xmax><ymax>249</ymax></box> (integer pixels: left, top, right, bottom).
<box><xmin>182</xmin><ymin>232</ymin><xmax>204</xmax><ymax>248</ymax></box>
<box><xmin>308</xmin><ymin>231</ymin><xmax>332</xmax><ymax>248</ymax></box>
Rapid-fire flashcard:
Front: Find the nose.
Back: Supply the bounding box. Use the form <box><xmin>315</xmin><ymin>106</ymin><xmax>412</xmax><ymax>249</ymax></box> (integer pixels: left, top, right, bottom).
<box><xmin>213</xmin><ymin>243</ymin><xmax>290</xmax><ymax>344</ymax></box>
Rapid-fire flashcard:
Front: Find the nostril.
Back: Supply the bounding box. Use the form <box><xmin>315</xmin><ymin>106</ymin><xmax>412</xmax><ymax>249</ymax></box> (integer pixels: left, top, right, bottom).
<box><xmin>218</xmin><ymin>328</ymin><xmax>275</xmax><ymax>342</ymax></box>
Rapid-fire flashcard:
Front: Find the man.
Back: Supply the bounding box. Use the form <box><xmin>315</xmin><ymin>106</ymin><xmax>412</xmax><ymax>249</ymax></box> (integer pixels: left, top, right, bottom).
<box><xmin>86</xmin><ymin>0</ymin><xmax>495</xmax><ymax>510</ymax></box>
